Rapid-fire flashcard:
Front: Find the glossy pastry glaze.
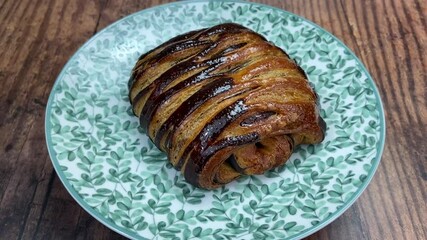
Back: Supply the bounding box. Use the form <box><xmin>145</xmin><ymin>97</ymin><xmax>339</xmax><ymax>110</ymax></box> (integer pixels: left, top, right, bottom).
<box><xmin>129</xmin><ymin>23</ymin><xmax>326</xmax><ymax>189</ymax></box>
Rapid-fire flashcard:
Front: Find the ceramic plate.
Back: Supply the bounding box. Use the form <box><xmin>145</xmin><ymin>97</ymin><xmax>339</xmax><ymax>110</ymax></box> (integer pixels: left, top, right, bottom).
<box><xmin>45</xmin><ymin>1</ymin><xmax>385</xmax><ymax>239</ymax></box>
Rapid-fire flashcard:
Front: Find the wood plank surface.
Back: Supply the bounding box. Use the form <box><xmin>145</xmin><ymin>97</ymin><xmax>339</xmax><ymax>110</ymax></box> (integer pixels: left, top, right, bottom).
<box><xmin>0</xmin><ymin>0</ymin><xmax>425</xmax><ymax>239</ymax></box>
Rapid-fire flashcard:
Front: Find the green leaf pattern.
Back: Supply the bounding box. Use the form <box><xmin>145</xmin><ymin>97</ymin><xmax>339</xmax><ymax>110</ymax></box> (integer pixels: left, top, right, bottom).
<box><xmin>47</xmin><ymin>2</ymin><xmax>383</xmax><ymax>239</ymax></box>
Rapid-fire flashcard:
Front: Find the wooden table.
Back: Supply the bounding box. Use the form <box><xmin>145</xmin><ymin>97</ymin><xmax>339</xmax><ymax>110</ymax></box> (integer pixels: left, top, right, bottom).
<box><xmin>0</xmin><ymin>0</ymin><xmax>425</xmax><ymax>239</ymax></box>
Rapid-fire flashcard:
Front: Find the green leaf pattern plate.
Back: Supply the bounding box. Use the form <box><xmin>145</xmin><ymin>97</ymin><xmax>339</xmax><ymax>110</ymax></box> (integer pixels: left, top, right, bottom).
<box><xmin>45</xmin><ymin>1</ymin><xmax>385</xmax><ymax>239</ymax></box>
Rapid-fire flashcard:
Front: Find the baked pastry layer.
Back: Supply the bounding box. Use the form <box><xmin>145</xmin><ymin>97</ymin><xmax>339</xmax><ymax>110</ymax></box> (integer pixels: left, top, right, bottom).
<box><xmin>129</xmin><ymin>23</ymin><xmax>326</xmax><ymax>189</ymax></box>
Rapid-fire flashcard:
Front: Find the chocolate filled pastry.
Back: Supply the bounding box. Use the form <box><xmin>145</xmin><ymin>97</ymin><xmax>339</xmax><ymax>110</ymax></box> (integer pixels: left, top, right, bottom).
<box><xmin>128</xmin><ymin>23</ymin><xmax>326</xmax><ymax>189</ymax></box>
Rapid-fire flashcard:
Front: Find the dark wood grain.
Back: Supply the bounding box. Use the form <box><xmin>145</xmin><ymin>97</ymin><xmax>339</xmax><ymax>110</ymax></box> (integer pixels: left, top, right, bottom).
<box><xmin>0</xmin><ymin>0</ymin><xmax>425</xmax><ymax>239</ymax></box>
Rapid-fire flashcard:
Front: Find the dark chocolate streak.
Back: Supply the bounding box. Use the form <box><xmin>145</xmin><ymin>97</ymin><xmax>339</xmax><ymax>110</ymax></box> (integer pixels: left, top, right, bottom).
<box><xmin>129</xmin><ymin>23</ymin><xmax>249</xmax><ymax>91</ymax></box>
<box><xmin>287</xmin><ymin>135</ymin><xmax>295</xmax><ymax>150</ymax></box>
<box><xmin>130</xmin><ymin>39</ymin><xmax>210</xmax><ymax>86</ymax></box>
<box><xmin>139</xmin><ymin>57</ymin><xmax>226</xmax><ymax>130</ymax></box>
<box><xmin>318</xmin><ymin>116</ymin><xmax>327</xmax><ymax>137</ymax></box>
<box><xmin>203</xmin><ymin>23</ymin><xmax>249</xmax><ymax>37</ymax></box>
<box><xmin>151</xmin><ymin>40</ymin><xmax>209</xmax><ymax>62</ymax></box>
<box><xmin>139</xmin><ymin>29</ymin><xmax>201</xmax><ymax>61</ymax></box>
<box><xmin>132</xmin><ymin>57</ymin><xmax>208</xmax><ymax>108</ymax></box>
<box><xmin>163</xmin><ymin>86</ymin><xmax>258</xmax><ymax>151</ymax></box>
<box><xmin>240</xmin><ymin>111</ymin><xmax>276</xmax><ymax>126</ymax></box>
<box><xmin>212</xmin><ymin>42</ymin><xmax>247</xmax><ymax>58</ymax></box>
<box><xmin>177</xmin><ymin>99</ymin><xmax>248</xmax><ymax>170</ymax></box>
<box><xmin>132</xmin><ymin>59</ymin><xmax>205</xmax><ymax>115</ymax></box>
<box><xmin>184</xmin><ymin>132</ymin><xmax>260</xmax><ymax>186</ymax></box>
<box><xmin>128</xmin><ymin>29</ymin><xmax>202</xmax><ymax>90</ymax></box>
<box><xmin>226</xmin><ymin>154</ymin><xmax>247</xmax><ymax>174</ymax></box>
<box><xmin>139</xmin><ymin>33</ymin><xmax>253</xmax><ymax>129</ymax></box>
<box><xmin>154</xmin><ymin>77</ymin><xmax>234</xmax><ymax>147</ymax></box>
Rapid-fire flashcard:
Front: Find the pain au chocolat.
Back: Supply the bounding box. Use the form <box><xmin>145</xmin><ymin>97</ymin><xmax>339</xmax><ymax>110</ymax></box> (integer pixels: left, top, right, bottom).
<box><xmin>128</xmin><ymin>23</ymin><xmax>326</xmax><ymax>189</ymax></box>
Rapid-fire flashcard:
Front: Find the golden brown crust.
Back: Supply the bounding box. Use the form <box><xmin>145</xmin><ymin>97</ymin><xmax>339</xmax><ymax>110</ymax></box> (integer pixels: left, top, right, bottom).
<box><xmin>129</xmin><ymin>23</ymin><xmax>326</xmax><ymax>189</ymax></box>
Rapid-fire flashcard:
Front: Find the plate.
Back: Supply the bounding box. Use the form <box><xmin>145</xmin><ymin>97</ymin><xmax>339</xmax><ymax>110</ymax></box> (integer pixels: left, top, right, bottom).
<box><xmin>45</xmin><ymin>1</ymin><xmax>385</xmax><ymax>239</ymax></box>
